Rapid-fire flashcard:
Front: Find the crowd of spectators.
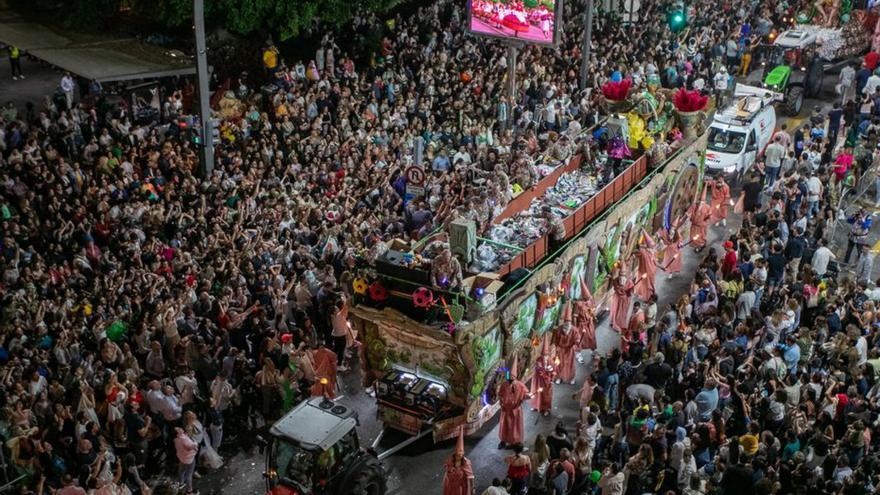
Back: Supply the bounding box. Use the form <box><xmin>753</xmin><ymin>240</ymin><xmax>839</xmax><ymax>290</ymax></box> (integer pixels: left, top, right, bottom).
<box><xmin>489</xmin><ymin>42</ymin><xmax>880</xmax><ymax>495</ymax></box>
<box><xmin>0</xmin><ymin>0</ymin><xmax>847</xmax><ymax>493</ymax></box>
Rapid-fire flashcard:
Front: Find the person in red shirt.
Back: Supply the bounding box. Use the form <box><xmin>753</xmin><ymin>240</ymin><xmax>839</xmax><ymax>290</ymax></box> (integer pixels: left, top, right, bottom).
<box><xmin>865</xmin><ymin>51</ymin><xmax>879</xmax><ymax>71</ymax></box>
<box><xmin>721</xmin><ymin>240</ymin><xmax>738</xmax><ymax>277</ymax></box>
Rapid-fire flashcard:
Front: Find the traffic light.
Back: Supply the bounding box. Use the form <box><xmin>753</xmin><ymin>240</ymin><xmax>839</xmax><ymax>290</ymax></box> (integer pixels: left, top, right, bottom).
<box><xmin>667</xmin><ymin>1</ymin><xmax>687</xmax><ymax>33</ymax></box>
<box><xmin>667</xmin><ymin>8</ymin><xmax>686</xmax><ymax>32</ymax></box>
<box><xmin>210</xmin><ymin>119</ymin><xmax>220</xmax><ymax>145</ymax></box>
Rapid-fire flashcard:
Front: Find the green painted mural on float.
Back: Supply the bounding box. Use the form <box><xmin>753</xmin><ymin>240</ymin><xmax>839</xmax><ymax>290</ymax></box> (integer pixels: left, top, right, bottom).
<box><xmin>469</xmin><ymin>325</ymin><xmax>503</xmax><ymax>397</ymax></box>
<box><xmin>511</xmin><ymin>293</ymin><xmax>538</xmax><ymax>343</ymax></box>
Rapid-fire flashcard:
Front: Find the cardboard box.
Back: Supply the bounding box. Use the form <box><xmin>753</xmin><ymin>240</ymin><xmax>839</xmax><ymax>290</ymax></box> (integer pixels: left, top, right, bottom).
<box><xmin>462</xmin><ymin>272</ymin><xmax>504</xmax><ymax>316</ymax></box>
<box><xmin>386</xmin><ymin>238</ymin><xmax>412</xmax><ymax>252</ymax></box>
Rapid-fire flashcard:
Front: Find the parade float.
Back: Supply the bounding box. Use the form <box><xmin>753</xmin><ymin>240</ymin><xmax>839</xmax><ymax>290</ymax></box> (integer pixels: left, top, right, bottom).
<box><xmin>349</xmin><ymin>122</ymin><xmax>709</xmax><ymax>445</ymax></box>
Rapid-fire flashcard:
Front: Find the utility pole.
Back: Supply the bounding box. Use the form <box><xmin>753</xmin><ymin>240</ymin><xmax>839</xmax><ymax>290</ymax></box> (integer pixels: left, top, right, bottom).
<box><xmin>579</xmin><ymin>0</ymin><xmax>594</xmax><ymax>91</ymax></box>
<box><xmin>194</xmin><ymin>0</ymin><xmax>214</xmax><ymax>176</ymax></box>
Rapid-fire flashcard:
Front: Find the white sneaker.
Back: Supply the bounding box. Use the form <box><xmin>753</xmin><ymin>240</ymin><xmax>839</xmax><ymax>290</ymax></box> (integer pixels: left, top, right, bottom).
<box><xmin>19</xmin><ymin>75</ymin><xmax>24</xmax><ymax>79</ymax></box>
<box><xmin>11</xmin><ymin>76</ymin><xmax>17</xmax><ymax>81</ymax></box>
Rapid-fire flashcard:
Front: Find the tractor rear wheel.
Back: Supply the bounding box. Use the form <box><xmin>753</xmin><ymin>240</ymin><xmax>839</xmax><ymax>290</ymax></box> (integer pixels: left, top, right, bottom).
<box><xmin>782</xmin><ymin>86</ymin><xmax>804</xmax><ymax>116</ymax></box>
<box><xmin>342</xmin><ymin>456</ymin><xmax>386</xmax><ymax>495</ymax></box>
<box><xmin>805</xmin><ymin>58</ymin><xmax>824</xmax><ymax>98</ymax></box>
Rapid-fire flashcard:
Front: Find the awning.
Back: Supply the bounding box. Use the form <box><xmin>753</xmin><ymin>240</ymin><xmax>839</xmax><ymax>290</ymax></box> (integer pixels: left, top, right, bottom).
<box><xmin>0</xmin><ymin>18</ymin><xmax>195</xmax><ymax>82</ymax></box>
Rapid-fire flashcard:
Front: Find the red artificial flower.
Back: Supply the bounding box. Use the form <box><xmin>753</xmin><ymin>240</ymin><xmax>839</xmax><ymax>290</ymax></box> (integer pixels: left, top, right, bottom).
<box><xmin>601</xmin><ymin>79</ymin><xmax>632</xmax><ymax>101</ymax></box>
<box><xmin>672</xmin><ymin>88</ymin><xmax>709</xmax><ymax>112</ymax></box>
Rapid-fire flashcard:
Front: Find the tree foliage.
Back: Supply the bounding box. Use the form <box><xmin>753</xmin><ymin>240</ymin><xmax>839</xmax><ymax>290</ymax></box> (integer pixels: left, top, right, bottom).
<box><xmin>19</xmin><ymin>0</ymin><xmax>402</xmax><ymax>41</ymax></box>
<box><xmin>149</xmin><ymin>0</ymin><xmax>402</xmax><ymax>41</ymax></box>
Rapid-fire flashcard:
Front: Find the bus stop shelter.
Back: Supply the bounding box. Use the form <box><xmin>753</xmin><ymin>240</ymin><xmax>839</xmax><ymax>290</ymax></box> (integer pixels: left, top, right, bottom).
<box><xmin>0</xmin><ymin>16</ymin><xmax>194</xmax><ymax>82</ymax></box>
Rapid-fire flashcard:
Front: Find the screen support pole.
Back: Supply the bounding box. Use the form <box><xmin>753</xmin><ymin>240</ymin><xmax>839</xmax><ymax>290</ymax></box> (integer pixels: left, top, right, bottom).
<box><xmin>579</xmin><ymin>0</ymin><xmax>594</xmax><ymax>91</ymax></box>
<box><xmin>194</xmin><ymin>0</ymin><xmax>214</xmax><ymax>177</ymax></box>
<box><xmin>507</xmin><ymin>43</ymin><xmax>518</xmax><ymax>126</ymax></box>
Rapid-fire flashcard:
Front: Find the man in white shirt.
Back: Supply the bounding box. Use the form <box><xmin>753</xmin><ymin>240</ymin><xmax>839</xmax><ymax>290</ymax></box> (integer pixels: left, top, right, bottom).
<box><xmin>811</xmin><ymin>239</ymin><xmax>835</xmax><ymax>277</ymax></box>
<box><xmin>807</xmin><ymin>170</ymin><xmax>823</xmax><ymax>218</ymax></box>
<box><xmin>713</xmin><ymin>66</ymin><xmax>729</xmax><ymax>107</ymax></box>
<box><xmin>839</xmin><ymin>64</ymin><xmax>856</xmax><ymax>103</ymax></box>
<box><xmin>60</xmin><ymin>73</ymin><xmax>76</xmax><ymax>110</ymax></box>
<box><xmin>763</xmin><ymin>135</ymin><xmax>786</xmax><ymax>187</ymax></box>
<box><xmin>161</xmin><ymin>385</ymin><xmax>183</xmax><ymax>420</ymax></box>
<box><xmin>735</xmin><ymin>284</ymin><xmax>756</xmax><ymax>323</ymax></box>
<box><xmin>209</xmin><ymin>374</ymin><xmax>235</xmax><ymax>449</ymax></box>
<box><xmin>864</xmin><ymin>69</ymin><xmax>880</xmax><ymax>97</ymax></box>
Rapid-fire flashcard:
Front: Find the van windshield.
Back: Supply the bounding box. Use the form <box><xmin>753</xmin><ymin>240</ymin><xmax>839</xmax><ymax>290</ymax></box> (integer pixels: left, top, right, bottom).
<box><xmin>707</xmin><ymin>128</ymin><xmax>746</xmax><ymax>154</ymax></box>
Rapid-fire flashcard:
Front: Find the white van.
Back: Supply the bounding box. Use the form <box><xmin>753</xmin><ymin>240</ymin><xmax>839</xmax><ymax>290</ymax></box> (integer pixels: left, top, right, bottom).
<box><xmin>705</xmin><ymin>84</ymin><xmax>780</xmax><ymax>179</ymax></box>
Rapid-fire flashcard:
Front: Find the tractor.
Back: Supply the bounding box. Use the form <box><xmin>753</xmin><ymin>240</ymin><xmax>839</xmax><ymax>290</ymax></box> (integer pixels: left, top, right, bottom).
<box><xmin>761</xmin><ymin>30</ymin><xmax>825</xmax><ymax>116</ymax></box>
<box><xmin>260</xmin><ymin>397</ymin><xmax>387</xmax><ymax>495</ymax></box>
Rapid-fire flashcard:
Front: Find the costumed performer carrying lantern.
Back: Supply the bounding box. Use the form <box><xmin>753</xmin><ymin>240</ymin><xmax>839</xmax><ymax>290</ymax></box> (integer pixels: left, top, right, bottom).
<box><xmin>442</xmin><ymin>427</ymin><xmax>474</xmax><ymax>495</ymax></box>
<box><xmin>497</xmin><ymin>354</ymin><xmax>530</xmax><ymax>449</ymax></box>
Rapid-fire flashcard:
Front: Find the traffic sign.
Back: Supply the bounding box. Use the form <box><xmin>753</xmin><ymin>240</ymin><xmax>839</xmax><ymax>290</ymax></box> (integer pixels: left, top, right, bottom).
<box><xmin>405</xmin><ymin>165</ymin><xmax>426</xmax><ymax>186</ymax></box>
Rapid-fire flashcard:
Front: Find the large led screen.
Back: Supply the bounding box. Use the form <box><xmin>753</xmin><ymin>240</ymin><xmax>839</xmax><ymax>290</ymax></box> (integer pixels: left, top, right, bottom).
<box><xmin>468</xmin><ymin>0</ymin><xmax>560</xmax><ymax>46</ymax></box>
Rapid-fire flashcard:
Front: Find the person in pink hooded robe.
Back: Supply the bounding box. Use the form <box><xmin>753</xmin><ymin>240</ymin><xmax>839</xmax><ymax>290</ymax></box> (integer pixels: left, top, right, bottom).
<box><xmin>609</xmin><ymin>270</ymin><xmax>634</xmax><ymax>332</ymax></box>
<box><xmin>497</xmin><ymin>354</ymin><xmax>530</xmax><ymax>449</ymax></box>
<box><xmin>688</xmin><ymin>198</ymin><xmax>712</xmax><ymax>251</ymax></box>
<box><xmin>443</xmin><ymin>427</ymin><xmax>474</xmax><ymax>495</ymax></box>
<box><xmin>552</xmin><ymin>300</ymin><xmax>580</xmax><ymax>385</ymax></box>
<box><xmin>530</xmin><ymin>335</ymin><xmax>555</xmax><ymax>416</ymax></box>
<box><xmin>633</xmin><ymin>228</ymin><xmax>658</xmax><ymax>303</ymax></box>
<box><xmin>309</xmin><ymin>344</ymin><xmax>338</xmax><ymax>399</ymax></box>
<box><xmin>622</xmin><ymin>301</ymin><xmax>646</xmax><ymax>354</ymax></box>
<box><xmin>660</xmin><ymin>223</ymin><xmax>684</xmax><ymax>279</ymax></box>
<box><xmin>709</xmin><ymin>177</ymin><xmax>731</xmax><ymax>226</ymax></box>
<box><xmin>573</xmin><ymin>274</ymin><xmax>597</xmax><ymax>357</ymax></box>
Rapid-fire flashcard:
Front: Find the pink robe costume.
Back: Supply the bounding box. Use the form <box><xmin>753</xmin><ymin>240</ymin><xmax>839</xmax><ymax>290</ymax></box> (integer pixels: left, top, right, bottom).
<box><xmin>498</xmin><ymin>379</ymin><xmax>529</xmax><ymax>445</ymax></box>
<box><xmin>622</xmin><ymin>309</ymin><xmax>645</xmax><ymax>354</ymax></box>
<box><xmin>442</xmin><ymin>456</ymin><xmax>474</xmax><ymax>495</ymax></box>
<box><xmin>634</xmin><ymin>236</ymin><xmax>658</xmax><ymax>302</ymax></box>
<box><xmin>609</xmin><ymin>277</ymin><xmax>634</xmax><ymax>332</ymax></box>
<box><xmin>660</xmin><ymin>229</ymin><xmax>683</xmax><ymax>274</ymax></box>
<box><xmin>710</xmin><ymin>180</ymin><xmax>731</xmax><ymax>225</ymax></box>
<box><xmin>574</xmin><ymin>299</ymin><xmax>597</xmax><ymax>350</ymax></box>
<box><xmin>529</xmin><ymin>355</ymin><xmax>554</xmax><ymax>412</ymax></box>
<box><xmin>553</xmin><ymin>326</ymin><xmax>580</xmax><ymax>383</ymax></box>
<box><xmin>309</xmin><ymin>347</ymin><xmax>338</xmax><ymax>399</ymax></box>
<box><xmin>689</xmin><ymin>201</ymin><xmax>711</xmax><ymax>249</ymax></box>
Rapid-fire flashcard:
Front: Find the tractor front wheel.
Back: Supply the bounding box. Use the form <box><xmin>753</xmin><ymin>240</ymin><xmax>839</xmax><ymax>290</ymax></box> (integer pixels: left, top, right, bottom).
<box><xmin>782</xmin><ymin>86</ymin><xmax>805</xmax><ymax>116</ymax></box>
<box><xmin>341</xmin><ymin>456</ymin><xmax>386</xmax><ymax>495</ymax></box>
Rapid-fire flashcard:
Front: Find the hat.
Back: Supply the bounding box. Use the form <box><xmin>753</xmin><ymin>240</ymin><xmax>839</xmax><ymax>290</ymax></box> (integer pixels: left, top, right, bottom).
<box><xmin>720</xmin><ymin>66</ymin><xmax>728</xmax><ymax>73</ymax></box>
<box><xmin>455</xmin><ymin>426</ymin><xmax>465</xmax><ymax>456</ymax></box>
<box><xmin>653</xmin><ymin>352</ymin><xmax>665</xmax><ymax>364</ymax></box>
<box><xmin>281</xmin><ymin>334</ymin><xmax>293</xmax><ymax>344</ymax></box>
<box><xmin>740</xmin><ymin>434</ymin><xmax>759</xmax><ymax>455</ymax></box>
<box><xmin>540</xmin><ymin>333</ymin><xmax>552</xmax><ymax>356</ymax></box>
<box><xmin>723</xmin><ymin>240</ymin><xmax>734</xmax><ymax>249</ymax></box>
